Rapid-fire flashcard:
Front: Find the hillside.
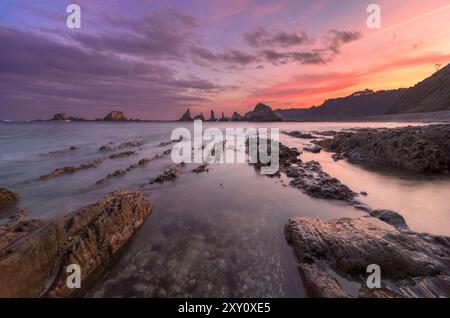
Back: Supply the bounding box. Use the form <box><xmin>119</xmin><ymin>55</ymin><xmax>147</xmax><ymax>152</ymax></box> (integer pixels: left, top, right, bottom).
<box><xmin>276</xmin><ymin>89</ymin><xmax>405</xmax><ymax>121</ymax></box>
<box><xmin>387</xmin><ymin>63</ymin><xmax>450</xmax><ymax>114</ymax></box>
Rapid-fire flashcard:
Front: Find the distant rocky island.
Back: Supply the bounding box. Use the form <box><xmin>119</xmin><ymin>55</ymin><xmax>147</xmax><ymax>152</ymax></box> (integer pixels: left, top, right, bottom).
<box><xmin>179</xmin><ymin>103</ymin><xmax>282</xmax><ymax>122</ymax></box>
<box><xmin>47</xmin><ymin>111</ymin><xmax>137</xmax><ymax>122</ymax></box>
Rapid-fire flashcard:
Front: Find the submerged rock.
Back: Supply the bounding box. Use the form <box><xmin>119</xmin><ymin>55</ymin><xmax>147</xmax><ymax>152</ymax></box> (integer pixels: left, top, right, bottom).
<box><xmin>99</xmin><ymin>145</ymin><xmax>113</xmax><ymax>152</ymax></box>
<box><xmin>316</xmin><ymin>124</ymin><xmax>450</xmax><ymax>173</ymax></box>
<box><xmin>369</xmin><ymin>209</ymin><xmax>409</xmax><ymax>231</ymax></box>
<box><xmin>0</xmin><ymin>188</ymin><xmax>20</xmax><ymax>209</ymax></box>
<box><xmin>38</xmin><ymin>159</ymin><xmax>103</xmax><ymax>180</ymax></box>
<box><xmin>109</xmin><ymin>151</ymin><xmax>136</xmax><ymax>159</ymax></box>
<box><xmin>285</xmin><ymin>216</ymin><xmax>450</xmax><ymax>298</ymax></box>
<box><xmin>0</xmin><ymin>190</ymin><xmax>153</xmax><ymax>297</ymax></box>
<box><xmin>192</xmin><ymin>163</ymin><xmax>209</xmax><ymax>173</ymax></box>
<box><xmin>118</xmin><ymin>140</ymin><xmax>144</xmax><ymax>149</ymax></box>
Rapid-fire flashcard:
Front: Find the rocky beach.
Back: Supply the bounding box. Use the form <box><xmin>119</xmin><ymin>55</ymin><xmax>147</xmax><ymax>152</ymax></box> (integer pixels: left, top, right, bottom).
<box><xmin>0</xmin><ymin>120</ymin><xmax>449</xmax><ymax>298</ymax></box>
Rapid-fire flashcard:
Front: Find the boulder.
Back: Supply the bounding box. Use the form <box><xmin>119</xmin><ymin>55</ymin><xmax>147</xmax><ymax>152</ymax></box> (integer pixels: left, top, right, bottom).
<box><xmin>285</xmin><ymin>216</ymin><xmax>450</xmax><ymax>298</ymax></box>
<box><xmin>0</xmin><ymin>191</ymin><xmax>153</xmax><ymax>297</ymax></box>
<box><xmin>303</xmin><ymin>145</ymin><xmax>322</xmax><ymax>153</ymax></box>
<box><xmin>103</xmin><ymin>111</ymin><xmax>127</xmax><ymax>121</ymax></box>
<box><xmin>0</xmin><ymin>188</ymin><xmax>20</xmax><ymax>209</ymax></box>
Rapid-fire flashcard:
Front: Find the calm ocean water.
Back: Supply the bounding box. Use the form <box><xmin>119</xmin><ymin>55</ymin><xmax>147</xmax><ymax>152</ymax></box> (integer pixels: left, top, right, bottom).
<box><xmin>1</xmin><ymin>121</ymin><xmax>449</xmax><ymax>297</ymax></box>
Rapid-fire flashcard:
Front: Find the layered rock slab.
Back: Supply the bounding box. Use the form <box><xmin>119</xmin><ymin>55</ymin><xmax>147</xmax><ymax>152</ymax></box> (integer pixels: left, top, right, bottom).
<box><xmin>285</xmin><ymin>216</ymin><xmax>450</xmax><ymax>298</ymax></box>
<box><xmin>0</xmin><ymin>190</ymin><xmax>153</xmax><ymax>297</ymax></box>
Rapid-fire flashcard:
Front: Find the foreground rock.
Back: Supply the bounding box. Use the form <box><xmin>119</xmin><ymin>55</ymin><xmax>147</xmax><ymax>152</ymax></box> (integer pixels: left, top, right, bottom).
<box><xmin>316</xmin><ymin>124</ymin><xmax>450</xmax><ymax>173</ymax></box>
<box><xmin>285</xmin><ymin>217</ymin><xmax>450</xmax><ymax>298</ymax></box>
<box><xmin>38</xmin><ymin>159</ymin><xmax>103</xmax><ymax>180</ymax></box>
<box><xmin>0</xmin><ymin>191</ymin><xmax>153</xmax><ymax>297</ymax></box>
<box><xmin>287</xmin><ymin>161</ymin><xmax>357</xmax><ymax>201</ymax></box>
<box><xmin>0</xmin><ymin>188</ymin><xmax>20</xmax><ymax>209</ymax></box>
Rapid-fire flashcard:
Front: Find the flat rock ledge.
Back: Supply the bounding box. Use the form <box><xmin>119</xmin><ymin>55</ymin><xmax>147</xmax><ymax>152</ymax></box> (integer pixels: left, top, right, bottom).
<box><xmin>285</xmin><ymin>217</ymin><xmax>450</xmax><ymax>298</ymax></box>
<box><xmin>0</xmin><ymin>190</ymin><xmax>153</xmax><ymax>297</ymax></box>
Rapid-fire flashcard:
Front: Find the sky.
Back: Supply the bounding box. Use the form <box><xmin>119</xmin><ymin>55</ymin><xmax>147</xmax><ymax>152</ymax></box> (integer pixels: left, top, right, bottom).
<box><xmin>1</xmin><ymin>0</ymin><xmax>450</xmax><ymax>120</ymax></box>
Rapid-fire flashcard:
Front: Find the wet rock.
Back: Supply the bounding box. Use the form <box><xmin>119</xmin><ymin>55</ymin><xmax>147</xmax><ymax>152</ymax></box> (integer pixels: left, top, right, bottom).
<box><xmin>0</xmin><ymin>188</ymin><xmax>20</xmax><ymax>209</ymax></box>
<box><xmin>99</xmin><ymin>145</ymin><xmax>113</xmax><ymax>152</ymax></box>
<box><xmin>96</xmin><ymin>170</ymin><xmax>126</xmax><ymax>185</ymax></box>
<box><xmin>0</xmin><ymin>191</ymin><xmax>153</xmax><ymax>297</ymax></box>
<box><xmin>316</xmin><ymin>124</ymin><xmax>450</xmax><ymax>173</ymax></box>
<box><xmin>303</xmin><ymin>145</ymin><xmax>322</xmax><ymax>153</ymax></box>
<box><xmin>118</xmin><ymin>140</ymin><xmax>144</xmax><ymax>149</ymax></box>
<box><xmin>150</xmin><ymin>164</ymin><xmax>184</xmax><ymax>184</ymax></box>
<box><xmin>285</xmin><ymin>216</ymin><xmax>450</xmax><ymax>298</ymax></box>
<box><xmin>311</xmin><ymin>130</ymin><xmax>337</xmax><ymax>137</ymax></box>
<box><xmin>369</xmin><ymin>209</ymin><xmax>409</xmax><ymax>231</ymax></box>
<box><xmin>288</xmin><ymin>161</ymin><xmax>357</xmax><ymax>201</ymax></box>
<box><xmin>158</xmin><ymin>136</ymin><xmax>183</xmax><ymax>147</ymax></box>
<box><xmin>192</xmin><ymin>164</ymin><xmax>209</xmax><ymax>173</ymax></box>
<box><xmin>285</xmin><ymin>131</ymin><xmax>316</xmax><ymax>139</ymax></box>
<box><xmin>47</xmin><ymin>146</ymin><xmax>79</xmax><ymax>155</ymax></box>
<box><xmin>360</xmin><ymin>191</ymin><xmax>368</xmax><ymax>196</ymax></box>
<box><xmin>39</xmin><ymin>159</ymin><xmax>103</xmax><ymax>180</ymax></box>
<box><xmin>109</xmin><ymin>151</ymin><xmax>136</xmax><ymax>159</ymax></box>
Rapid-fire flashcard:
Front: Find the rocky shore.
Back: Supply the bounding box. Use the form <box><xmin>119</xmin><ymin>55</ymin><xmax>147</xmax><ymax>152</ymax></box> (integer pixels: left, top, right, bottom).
<box><xmin>285</xmin><ymin>216</ymin><xmax>450</xmax><ymax>298</ymax></box>
<box><xmin>0</xmin><ymin>190</ymin><xmax>153</xmax><ymax>297</ymax></box>
<box><xmin>316</xmin><ymin>124</ymin><xmax>450</xmax><ymax>173</ymax></box>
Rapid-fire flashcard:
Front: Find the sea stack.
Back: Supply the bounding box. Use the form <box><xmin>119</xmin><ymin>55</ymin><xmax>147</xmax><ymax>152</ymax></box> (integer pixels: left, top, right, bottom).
<box><xmin>104</xmin><ymin>111</ymin><xmax>127</xmax><ymax>121</ymax></box>
<box><xmin>193</xmin><ymin>112</ymin><xmax>206</xmax><ymax>121</ymax></box>
<box><xmin>230</xmin><ymin>112</ymin><xmax>244</xmax><ymax>121</ymax></box>
<box><xmin>179</xmin><ymin>108</ymin><xmax>193</xmax><ymax>121</ymax></box>
<box><xmin>246</xmin><ymin>103</ymin><xmax>282</xmax><ymax>122</ymax></box>
<box><xmin>208</xmin><ymin>110</ymin><xmax>217</xmax><ymax>122</ymax></box>
<box><xmin>219</xmin><ymin>112</ymin><xmax>229</xmax><ymax>122</ymax></box>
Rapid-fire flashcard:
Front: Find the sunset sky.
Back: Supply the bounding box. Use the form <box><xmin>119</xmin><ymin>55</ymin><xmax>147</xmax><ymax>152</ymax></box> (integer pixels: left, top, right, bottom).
<box><xmin>1</xmin><ymin>0</ymin><xmax>450</xmax><ymax>120</ymax></box>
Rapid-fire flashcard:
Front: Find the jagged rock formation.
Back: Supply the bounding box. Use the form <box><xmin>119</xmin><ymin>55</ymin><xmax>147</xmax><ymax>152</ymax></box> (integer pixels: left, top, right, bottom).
<box><xmin>230</xmin><ymin>112</ymin><xmax>244</xmax><ymax>121</ymax></box>
<box><xmin>246</xmin><ymin>103</ymin><xmax>282</xmax><ymax>122</ymax></box>
<box><xmin>179</xmin><ymin>108</ymin><xmax>193</xmax><ymax>121</ymax></box>
<box><xmin>387</xmin><ymin>63</ymin><xmax>450</xmax><ymax>114</ymax></box>
<box><xmin>208</xmin><ymin>111</ymin><xmax>217</xmax><ymax>122</ymax></box>
<box><xmin>285</xmin><ymin>216</ymin><xmax>450</xmax><ymax>298</ymax></box>
<box><xmin>218</xmin><ymin>112</ymin><xmax>229</xmax><ymax>122</ymax></box>
<box><xmin>103</xmin><ymin>111</ymin><xmax>127</xmax><ymax>121</ymax></box>
<box><xmin>193</xmin><ymin>112</ymin><xmax>205</xmax><ymax>121</ymax></box>
<box><xmin>316</xmin><ymin>124</ymin><xmax>450</xmax><ymax>173</ymax></box>
<box><xmin>0</xmin><ymin>188</ymin><xmax>20</xmax><ymax>209</ymax></box>
<box><xmin>0</xmin><ymin>191</ymin><xmax>153</xmax><ymax>297</ymax></box>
